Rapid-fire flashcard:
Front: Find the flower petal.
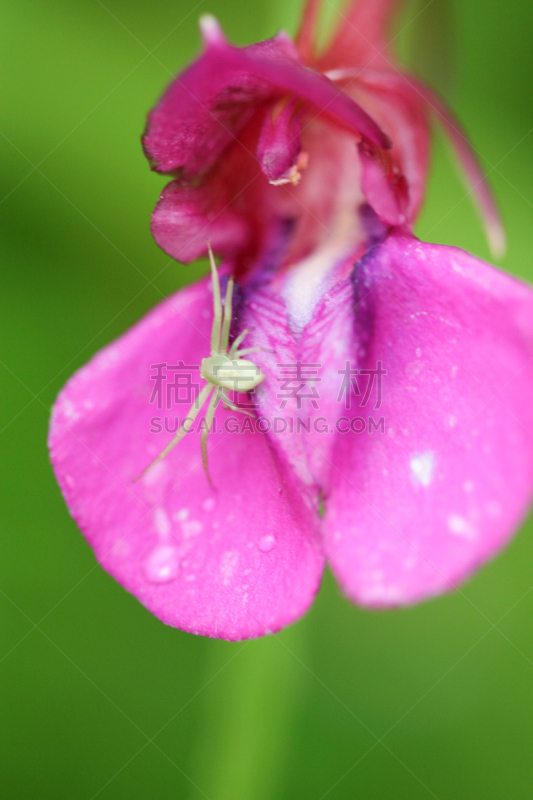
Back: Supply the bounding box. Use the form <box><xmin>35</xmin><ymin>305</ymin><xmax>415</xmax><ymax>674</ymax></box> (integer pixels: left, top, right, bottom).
<box><xmin>356</xmin><ymin>72</ymin><xmax>505</xmax><ymax>257</ymax></box>
<box><xmin>354</xmin><ymin>73</ymin><xmax>429</xmax><ymax>223</ymax></box>
<box><xmin>323</xmin><ymin>232</ymin><xmax>533</xmax><ymax>607</ymax></box>
<box><xmin>358</xmin><ymin>137</ymin><xmax>408</xmax><ymax>225</ymax></box>
<box><xmin>413</xmin><ymin>79</ymin><xmax>506</xmax><ymax>258</ymax></box>
<box><xmin>240</xmin><ymin>277</ymin><xmax>354</xmax><ymax>490</ymax></box>
<box><xmin>151</xmin><ymin>179</ymin><xmax>250</xmax><ymax>263</ymax></box>
<box><xmin>295</xmin><ymin>0</ymin><xmax>322</xmax><ymax>62</ymax></box>
<box><xmin>49</xmin><ymin>278</ymin><xmax>324</xmax><ymax>640</ymax></box>
<box><xmin>142</xmin><ymin>26</ymin><xmax>296</xmax><ymax>177</ymax></box>
<box><xmin>142</xmin><ymin>17</ymin><xmax>390</xmax><ymax>179</ymax></box>
<box><xmin>256</xmin><ymin>98</ymin><xmax>302</xmax><ymax>184</ymax></box>
<box><xmin>320</xmin><ymin>0</ymin><xmax>403</xmax><ymax>72</ymax></box>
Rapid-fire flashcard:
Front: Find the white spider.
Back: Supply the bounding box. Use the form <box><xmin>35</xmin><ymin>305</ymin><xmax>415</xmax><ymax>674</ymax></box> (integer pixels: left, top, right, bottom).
<box><xmin>137</xmin><ymin>243</ymin><xmax>264</xmax><ymax>484</ymax></box>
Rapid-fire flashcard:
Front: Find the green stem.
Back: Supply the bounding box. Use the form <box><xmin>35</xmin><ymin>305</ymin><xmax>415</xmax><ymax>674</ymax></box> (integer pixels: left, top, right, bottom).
<box><xmin>189</xmin><ymin>625</ymin><xmax>306</xmax><ymax>800</ymax></box>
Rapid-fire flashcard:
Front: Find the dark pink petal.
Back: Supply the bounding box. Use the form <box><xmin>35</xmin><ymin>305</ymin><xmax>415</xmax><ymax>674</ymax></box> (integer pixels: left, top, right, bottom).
<box><xmin>295</xmin><ymin>0</ymin><xmax>322</xmax><ymax>62</ymax></box>
<box><xmin>239</xmin><ymin>253</ymin><xmax>361</xmax><ymax>489</ymax></box>
<box><xmin>324</xmin><ymin>232</ymin><xmax>533</xmax><ymax>606</ymax></box>
<box><xmin>413</xmin><ymin>79</ymin><xmax>506</xmax><ymax>258</ymax></box>
<box><xmin>320</xmin><ymin>0</ymin><xmax>403</xmax><ymax>71</ymax></box>
<box><xmin>354</xmin><ymin>73</ymin><xmax>429</xmax><ymax>223</ymax></box>
<box><xmin>256</xmin><ymin>99</ymin><xmax>302</xmax><ymax>184</ymax></box>
<box><xmin>142</xmin><ymin>23</ymin><xmax>296</xmax><ymax>177</ymax></box>
<box><xmin>207</xmin><ymin>31</ymin><xmax>391</xmax><ymax>149</ymax></box>
<box><xmin>356</xmin><ymin>71</ymin><xmax>505</xmax><ymax>257</ymax></box>
<box><xmin>49</xmin><ymin>278</ymin><xmax>324</xmax><ymax>640</ymax></box>
<box><xmin>151</xmin><ymin>180</ymin><xmax>250</xmax><ymax>263</ymax></box>
<box><xmin>319</xmin><ymin>70</ymin><xmax>429</xmax><ymax>224</ymax></box>
<box><xmin>358</xmin><ymin>138</ymin><xmax>408</xmax><ymax>225</ymax></box>
<box><xmin>142</xmin><ymin>16</ymin><xmax>390</xmax><ymax>178</ymax></box>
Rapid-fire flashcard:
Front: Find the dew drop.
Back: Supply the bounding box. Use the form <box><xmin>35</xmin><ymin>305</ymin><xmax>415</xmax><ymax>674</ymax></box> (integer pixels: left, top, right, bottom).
<box><xmin>142</xmin><ymin>461</ymin><xmax>166</xmax><ymax>487</ymax></box>
<box><xmin>410</xmin><ymin>452</ymin><xmax>435</xmax><ymax>487</ymax></box>
<box><xmin>143</xmin><ymin>545</ymin><xmax>181</xmax><ymax>584</ymax></box>
<box><xmin>447</xmin><ymin>515</ymin><xmax>475</xmax><ymax>539</ymax></box>
<box><xmin>258</xmin><ymin>534</ymin><xmax>277</xmax><ymax>553</ymax></box>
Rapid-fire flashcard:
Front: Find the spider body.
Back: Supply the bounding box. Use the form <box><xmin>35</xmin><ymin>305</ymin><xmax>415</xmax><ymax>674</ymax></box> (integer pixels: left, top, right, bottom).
<box><xmin>137</xmin><ymin>243</ymin><xmax>263</xmax><ymax>485</ymax></box>
<box><xmin>201</xmin><ymin>355</ymin><xmax>263</xmax><ymax>393</ymax></box>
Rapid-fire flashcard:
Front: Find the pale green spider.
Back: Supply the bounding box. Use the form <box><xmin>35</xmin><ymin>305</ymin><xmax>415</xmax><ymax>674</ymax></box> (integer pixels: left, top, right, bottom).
<box><xmin>138</xmin><ymin>243</ymin><xmax>264</xmax><ymax>484</ymax></box>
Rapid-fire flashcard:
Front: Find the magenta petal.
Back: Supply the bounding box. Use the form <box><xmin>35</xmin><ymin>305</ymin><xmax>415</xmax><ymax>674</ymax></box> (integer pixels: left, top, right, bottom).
<box><xmin>142</xmin><ymin>28</ymin><xmax>295</xmax><ymax>177</ymax></box>
<box><xmin>295</xmin><ymin>0</ymin><xmax>322</xmax><ymax>62</ymax></box>
<box><xmin>358</xmin><ymin>139</ymin><xmax>407</xmax><ymax>226</ymax></box>
<box><xmin>151</xmin><ymin>180</ymin><xmax>250</xmax><ymax>263</ymax></box>
<box><xmin>321</xmin><ymin>0</ymin><xmax>403</xmax><ymax>71</ymax></box>
<box><xmin>324</xmin><ymin>232</ymin><xmax>533</xmax><ymax>607</ymax></box>
<box><xmin>143</xmin><ymin>18</ymin><xmax>390</xmax><ymax>178</ymax></box>
<box><xmin>239</xmin><ymin>268</ymin><xmax>358</xmax><ymax>489</ymax></box>
<box><xmin>208</xmin><ymin>36</ymin><xmax>391</xmax><ymax>149</ymax></box>
<box><xmin>49</xmin><ymin>278</ymin><xmax>324</xmax><ymax>640</ymax></box>
<box><xmin>414</xmin><ymin>80</ymin><xmax>506</xmax><ymax>258</ymax></box>
<box><xmin>353</xmin><ymin>73</ymin><xmax>430</xmax><ymax>223</ymax></box>
<box><xmin>358</xmin><ymin>72</ymin><xmax>505</xmax><ymax>257</ymax></box>
<box><xmin>256</xmin><ymin>99</ymin><xmax>302</xmax><ymax>184</ymax></box>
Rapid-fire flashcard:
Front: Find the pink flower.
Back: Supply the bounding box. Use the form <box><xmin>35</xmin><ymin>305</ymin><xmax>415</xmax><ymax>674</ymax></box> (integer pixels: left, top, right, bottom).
<box><xmin>49</xmin><ymin>0</ymin><xmax>533</xmax><ymax>640</ymax></box>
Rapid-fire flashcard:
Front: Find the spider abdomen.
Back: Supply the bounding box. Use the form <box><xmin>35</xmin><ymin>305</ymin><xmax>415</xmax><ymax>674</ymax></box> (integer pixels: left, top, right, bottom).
<box><xmin>201</xmin><ymin>355</ymin><xmax>264</xmax><ymax>393</ymax></box>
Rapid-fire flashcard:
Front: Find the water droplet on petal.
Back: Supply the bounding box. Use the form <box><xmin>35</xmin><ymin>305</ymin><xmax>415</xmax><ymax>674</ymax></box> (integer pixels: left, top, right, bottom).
<box><xmin>258</xmin><ymin>535</ymin><xmax>277</xmax><ymax>553</ymax></box>
<box><xmin>142</xmin><ymin>461</ymin><xmax>166</xmax><ymax>486</ymax></box>
<box><xmin>143</xmin><ymin>545</ymin><xmax>181</xmax><ymax>584</ymax></box>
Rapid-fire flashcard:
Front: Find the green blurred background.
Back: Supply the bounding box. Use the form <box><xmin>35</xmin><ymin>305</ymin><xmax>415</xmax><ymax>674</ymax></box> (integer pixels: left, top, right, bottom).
<box><xmin>3</xmin><ymin>0</ymin><xmax>533</xmax><ymax>797</ymax></box>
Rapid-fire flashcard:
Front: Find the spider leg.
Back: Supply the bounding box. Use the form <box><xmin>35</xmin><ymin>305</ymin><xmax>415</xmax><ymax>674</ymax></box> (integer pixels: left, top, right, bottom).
<box><xmin>220</xmin><ymin>275</ymin><xmax>234</xmax><ymax>353</ymax></box>
<box><xmin>228</xmin><ymin>328</ymin><xmax>250</xmax><ymax>358</ymax></box>
<box><xmin>220</xmin><ymin>389</ymin><xmax>255</xmax><ymax>417</ymax></box>
<box><xmin>207</xmin><ymin>241</ymin><xmax>222</xmax><ymax>355</ymax></box>
<box><xmin>201</xmin><ymin>391</ymin><xmax>218</xmax><ymax>486</ymax></box>
<box><xmin>234</xmin><ymin>346</ymin><xmax>261</xmax><ymax>357</ymax></box>
<box><xmin>135</xmin><ymin>383</ymin><xmax>212</xmax><ymax>481</ymax></box>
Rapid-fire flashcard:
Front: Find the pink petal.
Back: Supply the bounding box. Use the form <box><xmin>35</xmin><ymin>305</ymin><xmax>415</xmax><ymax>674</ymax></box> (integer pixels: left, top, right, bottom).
<box><xmin>49</xmin><ymin>278</ymin><xmax>324</xmax><ymax>640</ymax></box>
<box><xmin>142</xmin><ymin>26</ymin><xmax>296</xmax><ymax>177</ymax></box>
<box><xmin>358</xmin><ymin>137</ymin><xmax>408</xmax><ymax>226</ymax></box>
<box><xmin>356</xmin><ymin>72</ymin><xmax>505</xmax><ymax>257</ymax></box>
<box><xmin>204</xmin><ymin>35</ymin><xmax>391</xmax><ymax>149</ymax></box>
<box><xmin>320</xmin><ymin>0</ymin><xmax>403</xmax><ymax>72</ymax></box>
<box><xmin>295</xmin><ymin>0</ymin><xmax>322</xmax><ymax>62</ymax></box>
<box><xmin>413</xmin><ymin>79</ymin><xmax>506</xmax><ymax>258</ymax></box>
<box><xmin>151</xmin><ymin>180</ymin><xmax>250</xmax><ymax>263</ymax></box>
<box><xmin>353</xmin><ymin>73</ymin><xmax>429</xmax><ymax>223</ymax></box>
<box><xmin>317</xmin><ymin>70</ymin><xmax>430</xmax><ymax>226</ymax></box>
<box><xmin>238</xmin><ymin>251</ymin><xmax>363</xmax><ymax>490</ymax></box>
<box><xmin>256</xmin><ymin>98</ymin><xmax>302</xmax><ymax>184</ymax></box>
<box><xmin>323</xmin><ymin>232</ymin><xmax>533</xmax><ymax>607</ymax></box>
<box><xmin>142</xmin><ymin>17</ymin><xmax>390</xmax><ymax>178</ymax></box>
